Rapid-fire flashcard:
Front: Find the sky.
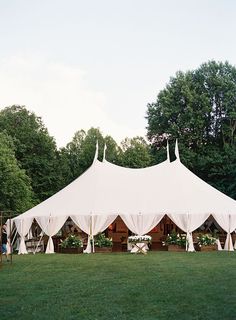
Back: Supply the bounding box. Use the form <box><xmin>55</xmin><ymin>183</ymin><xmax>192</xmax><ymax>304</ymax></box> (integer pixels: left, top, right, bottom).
<box><xmin>0</xmin><ymin>0</ymin><xmax>236</xmax><ymax>148</ymax></box>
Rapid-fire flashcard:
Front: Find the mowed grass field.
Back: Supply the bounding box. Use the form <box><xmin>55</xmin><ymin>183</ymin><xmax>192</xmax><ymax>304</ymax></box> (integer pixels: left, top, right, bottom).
<box><xmin>1</xmin><ymin>252</ymin><xmax>236</xmax><ymax>320</ymax></box>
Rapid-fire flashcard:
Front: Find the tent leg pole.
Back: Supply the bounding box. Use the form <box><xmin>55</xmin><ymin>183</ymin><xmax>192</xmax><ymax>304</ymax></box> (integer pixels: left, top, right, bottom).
<box><xmin>228</xmin><ymin>233</ymin><xmax>230</xmax><ymax>252</ymax></box>
<box><xmin>228</xmin><ymin>215</ymin><xmax>230</xmax><ymax>252</ymax></box>
<box><xmin>9</xmin><ymin>217</ymin><xmax>12</xmax><ymax>264</ymax></box>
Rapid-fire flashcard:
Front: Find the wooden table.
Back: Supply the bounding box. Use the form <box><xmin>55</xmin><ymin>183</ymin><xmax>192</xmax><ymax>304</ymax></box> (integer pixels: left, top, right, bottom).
<box><xmin>129</xmin><ymin>241</ymin><xmax>149</xmax><ymax>254</ymax></box>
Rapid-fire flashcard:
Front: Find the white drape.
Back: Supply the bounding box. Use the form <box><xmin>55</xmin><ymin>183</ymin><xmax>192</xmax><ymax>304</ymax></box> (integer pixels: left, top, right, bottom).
<box><xmin>120</xmin><ymin>213</ymin><xmax>164</xmax><ymax>236</ymax></box>
<box><xmin>71</xmin><ymin>214</ymin><xmax>118</xmax><ymax>235</ymax></box>
<box><xmin>71</xmin><ymin>214</ymin><xmax>117</xmax><ymax>253</ymax></box>
<box><xmin>213</xmin><ymin>214</ymin><xmax>236</xmax><ymax>251</ymax></box>
<box><xmin>168</xmin><ymin>213</ymin><xmax>210</xmax><ymax>252</ymax></box>
<box><xmin>71</xmin><ymin>215</ymin><xmax>90</xmax><ymax>234</ymax></box>
<box><xmin>71</xmin><ymin>215</ymin><xmax>92</xmax><ymax>253</ymax></box>
<box><xmin>36</xmin><ymin>216</ymin><xmax>67</xmax><ymax>253</ymax></box>
<box><xmin>14</xmin><ymin>218</ymin><xmax>33</xmax><ymax>254</ymax></box>
<box><xmin>216</xmin><ymin>239</ymin><xmax>222</xmax><ymax>251</ymax></box>
<box><xmin>92</xmin><ymin>215</ymin><xmax>118</xmax><ymax>235</ymax></box>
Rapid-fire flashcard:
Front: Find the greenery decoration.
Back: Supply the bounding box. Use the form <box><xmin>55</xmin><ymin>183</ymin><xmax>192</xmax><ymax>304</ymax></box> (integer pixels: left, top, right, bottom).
<box><xmin>197</xmin><ymin>234</ymin><xmax>217</xmax><ymax>247</ymax></box>
<box><xmin>60</xmin><ymin>234</ymin><xmax>83</xmax><ymax>248</ymax></box>
<box><xmin>128</xmin><ymin>235</ymin><xmax>152</xmax><ymax>243</ymax></box>
<box><xmin>163</xmin><ymin>231</ymin><xmax>187</xmax><ymax>247</ymax></box>
<box><xmin>93</xmin><ymin>233</ymin><xmax>113</xmax><ymax>247</ymax></box>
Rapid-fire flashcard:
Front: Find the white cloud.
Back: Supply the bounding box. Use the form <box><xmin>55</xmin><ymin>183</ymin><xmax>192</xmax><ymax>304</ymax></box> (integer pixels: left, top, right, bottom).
<box><xmin>0</xmin><ymin>55</ymin><xmax>145</xmax><ymax>147</ymax></box>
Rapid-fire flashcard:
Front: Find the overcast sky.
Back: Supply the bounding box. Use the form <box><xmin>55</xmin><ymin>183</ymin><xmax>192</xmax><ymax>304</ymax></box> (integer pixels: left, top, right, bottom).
<box><xmin>1</xmin><ymin>0</ymin><xmax>236</xmax><ymax>147</ymax></box>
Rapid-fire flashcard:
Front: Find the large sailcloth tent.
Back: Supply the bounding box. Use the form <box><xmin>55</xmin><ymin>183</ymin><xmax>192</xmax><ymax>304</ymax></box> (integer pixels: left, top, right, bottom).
<box><xmin>13</xmin><ymin>141</ymin><xmax>236</xmax><ymax>254</ymax></box>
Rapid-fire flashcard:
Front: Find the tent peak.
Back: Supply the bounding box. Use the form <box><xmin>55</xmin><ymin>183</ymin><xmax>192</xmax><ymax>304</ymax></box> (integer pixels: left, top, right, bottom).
<box><xmin>93</xmin><ymin>141</ymin><xmax>99</xmax><ymax>163</ymax></box>
<box><xmin>166</xmin><ymin>140</ymin><xmax>170</xmax><ymax>162</ymax></box>
<box><xmin>102</xmin><ymin>143</ymin><xmax>107</xmax><ymax>162</ymax></box>
<box><xmin>175</xmin><ymin>139</ymin><xmax>180</xmax><ymax>161</ymax></box>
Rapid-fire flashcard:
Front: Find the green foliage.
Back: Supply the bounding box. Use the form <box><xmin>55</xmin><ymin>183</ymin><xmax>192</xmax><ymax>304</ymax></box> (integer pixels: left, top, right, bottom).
<box><xmin>93</xmin><ymin>233</ymin><xmax>113</xmax><ymax>247</ymax></box>
<box><xmin>57</xmin><ymin>128</ymin><xmax>122</xmax><ymax>186</ymax></box>
<box><xmin>120</xmin><ymin>136</ymin><xmax>153</xmax><ymax>168</ymax></box>
<box><xmin>0</xmin><ymin>132</ymin><xmax>34</xmax><ymax>212</ymax></box>
<box><xmin>0</xmin><ymin>103</ymin><xmax>154</xmax><ymax>211</ymax></box>
<box><xmin>147</xmin><ymin>61</ymin><xmax>236</xmax><ymax>147</ymax></box>
<box><xmin>163</xmin><ymin>231</ymin><xmax>187</xmax><ymax>247</ymax></box>
<box><xmin>60</xmin><ymin>234</ymin><xmax>83</xmax><ymax>248</ymax></box>
<box><xmin>58</xmin><ymin>130</ymin><xmax>154</xmax><ymax>189</ymax></box>
<box><xmin>197</xmin><ymin>234</ymin><xmax>217</xmax><ymax>246</ymax></box>
<box><xmin>128</xmin><ymin>235</ymin><xmax>152</xmax><ymax>243</ymax></box>
<box><xmin>0</xmin><ymin>105</ymin><xmax>60</xmax><ymax>202</ymax></box>
<box><xmin>104</xmin><ymin>135</ymin><xmax>123</xmax><ymax>165</ymax></box>
<box><xmin>146</xmin><ymin>61</ymin><xmax>236</xmax><ymax>198</ymax></box>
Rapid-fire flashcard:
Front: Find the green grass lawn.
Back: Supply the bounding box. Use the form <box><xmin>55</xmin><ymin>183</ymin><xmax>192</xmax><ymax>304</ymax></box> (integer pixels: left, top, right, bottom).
<box><xmin>1</xmin><ymin>252</ymin><xmax>236</xmax><ymax>320</ymax></box>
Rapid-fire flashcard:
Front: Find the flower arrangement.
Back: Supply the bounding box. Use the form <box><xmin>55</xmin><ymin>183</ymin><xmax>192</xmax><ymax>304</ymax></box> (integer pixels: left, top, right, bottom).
<box><xmin>93</xmin><ymin>233</ymin><xmax>113</xmax><ymax>247</ymax></box>
<box><xmin>163</xmin><ymin>232</ymin><xmax>187</xmax><ymax>247</ymax></box>
<box><xmin>60</xmin><ymin>234</ymin><xmax>83</xmax><ymax>248</ymax></box>
<box><xmin>197</xmin><ymin>234</ymin><xmax>217</xmax><ymax>247</ymax></box>
<box><xmin>128</xmin><ymin>235</ymin><xmax>152</xmax><ymax>243</ymax></box>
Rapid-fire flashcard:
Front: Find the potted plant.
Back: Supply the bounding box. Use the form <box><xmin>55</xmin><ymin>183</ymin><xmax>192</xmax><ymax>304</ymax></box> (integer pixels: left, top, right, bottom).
<box><xmin>93</xmin><ymin>233</ymin><xmax>113</xmax><ymax>253</ymax></box>
<box><xmin>196</xmin><ymin>234</ymin><xmax>217</xmax><ymax>251</ymax></box>
<box><xmin>59</xmin><ymin>234</ymin><xmax>83</xmax><ymax>254</ymax></box>
<box><xmin>163</xmin><ymin>231</ymin><xmax>187</xmax><ymax>252</ymax></box>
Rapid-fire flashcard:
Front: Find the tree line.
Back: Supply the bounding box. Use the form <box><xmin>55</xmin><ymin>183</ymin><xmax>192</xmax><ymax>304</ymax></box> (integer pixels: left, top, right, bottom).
<box><xmin>147</xmin><ymin>60</ymin><xmax>236</xmax><ymax>200</ymax></box>
<box><xmin>0</xmin><ymin>105</ymin><xmax>152</xmax><ymax>213</ymax></box>
<box><xmin>0</xmin><ymin>60</ymin><xmax>235</xmax><ymax>214</ymax></box>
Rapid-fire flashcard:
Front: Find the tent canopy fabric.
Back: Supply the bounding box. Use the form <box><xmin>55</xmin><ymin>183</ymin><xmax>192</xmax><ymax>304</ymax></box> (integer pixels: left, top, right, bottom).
<box><xmin>14</xmin><ymin>157</ymin><xmax>236</xmax><ymax>218</ymax></box>
<box><xmin>13</xmin><ymin>142</ymin><xmax>236</xmax><ymax>253</ymax></box>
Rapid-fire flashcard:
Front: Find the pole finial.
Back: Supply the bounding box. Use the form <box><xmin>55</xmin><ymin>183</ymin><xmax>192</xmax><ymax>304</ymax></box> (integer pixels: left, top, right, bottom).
<box><xmin>167</xmin><ymin>140</ymin><xmax>170</xmax><ymax>162</ymax></box>
<box><xmin>175</xmin><ymin>139</ymin><xmax>180</xmax><ymax>160</ymax></box>
<box><xmin>102</xmin><ymin>143</ymin><xmax>107</xmax><ymax>162</ymax></box>
<box><xmin>93</xmin><ymin>141</ymin><xmax>99</xmax><ymax>163</ymax></box>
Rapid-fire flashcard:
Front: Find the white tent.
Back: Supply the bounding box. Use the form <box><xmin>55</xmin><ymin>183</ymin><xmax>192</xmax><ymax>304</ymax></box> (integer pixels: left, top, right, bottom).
<box><xmin>13</xmin><ymin>141</ymin><xmax>236</xmax><ymax>254</ymax></box>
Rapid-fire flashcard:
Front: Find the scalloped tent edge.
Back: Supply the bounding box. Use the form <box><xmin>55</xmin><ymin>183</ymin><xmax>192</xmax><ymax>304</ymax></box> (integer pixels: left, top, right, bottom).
<box><xmin>12</xmin><ymin>140</ymin><xmax>236</xmax><ymax>254</ymax></box>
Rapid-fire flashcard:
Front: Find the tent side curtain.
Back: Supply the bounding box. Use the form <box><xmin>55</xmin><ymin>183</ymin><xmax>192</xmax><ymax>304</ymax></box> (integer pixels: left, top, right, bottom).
<box><xmin>71</xmin><ymin>214</ymin><xmax>118</xmax><ymax>254</ymax></box>
<box><xmin>36</xmin><ymin>216</ymin><xmax>68</xmax><ymax>254</ymax></box>
<box><xmin>213</xmin><ymin>214</ymin><xmax>236</xmax><ymax>251</ymax></box>
<box><xmin>120</xmin><ymin>213</ymin><xmax>165</xmax><ymax>236</ymax></box>
<box><xmin>168</xmin><ymin>213</ymin><xmax>210</xmax><ymax>252</ymax></box>
<box><xmin>71</xmin><ymin>214</ymin><xmax>118</xmax><ymax>236</ymax></box>
<box><xmin>14</xmin><ymin>217</ymin><xmax>34</xmax><ymax>254</ymax></box>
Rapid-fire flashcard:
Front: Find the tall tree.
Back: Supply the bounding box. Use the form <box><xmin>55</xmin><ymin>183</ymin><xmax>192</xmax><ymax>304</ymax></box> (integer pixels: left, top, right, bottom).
<box><xmin>104</xmin><ymin>135</ymin><xmax>122</xmax><ymax>165</ymax></box>
<box><xmin>0</xmin><ymin>132</ymin><xmax>34</xmax><ymax>213</ymax></box>
<box><xmin>146</xmin><ymin>61</ymin><xmax>236</xmax><ymax>198</ymax></box>
<box><xmin>0</xmin><ymin>105</ymin><xmax>59</xmax><ymax>202</ymax></box>
<box><xmin>60</xmin><ymin>130</ymin><xmax>87</xmax><ymax>184</ymax></box>
<box><xmin>120</xmin><ymin>136</ymin><xmax>152</xmax><ymax>168</ymax></box>
<box><xmin>58</xmin><ymin>128</ymin><xmax>121</xmax><ymax>185</ymax></box>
